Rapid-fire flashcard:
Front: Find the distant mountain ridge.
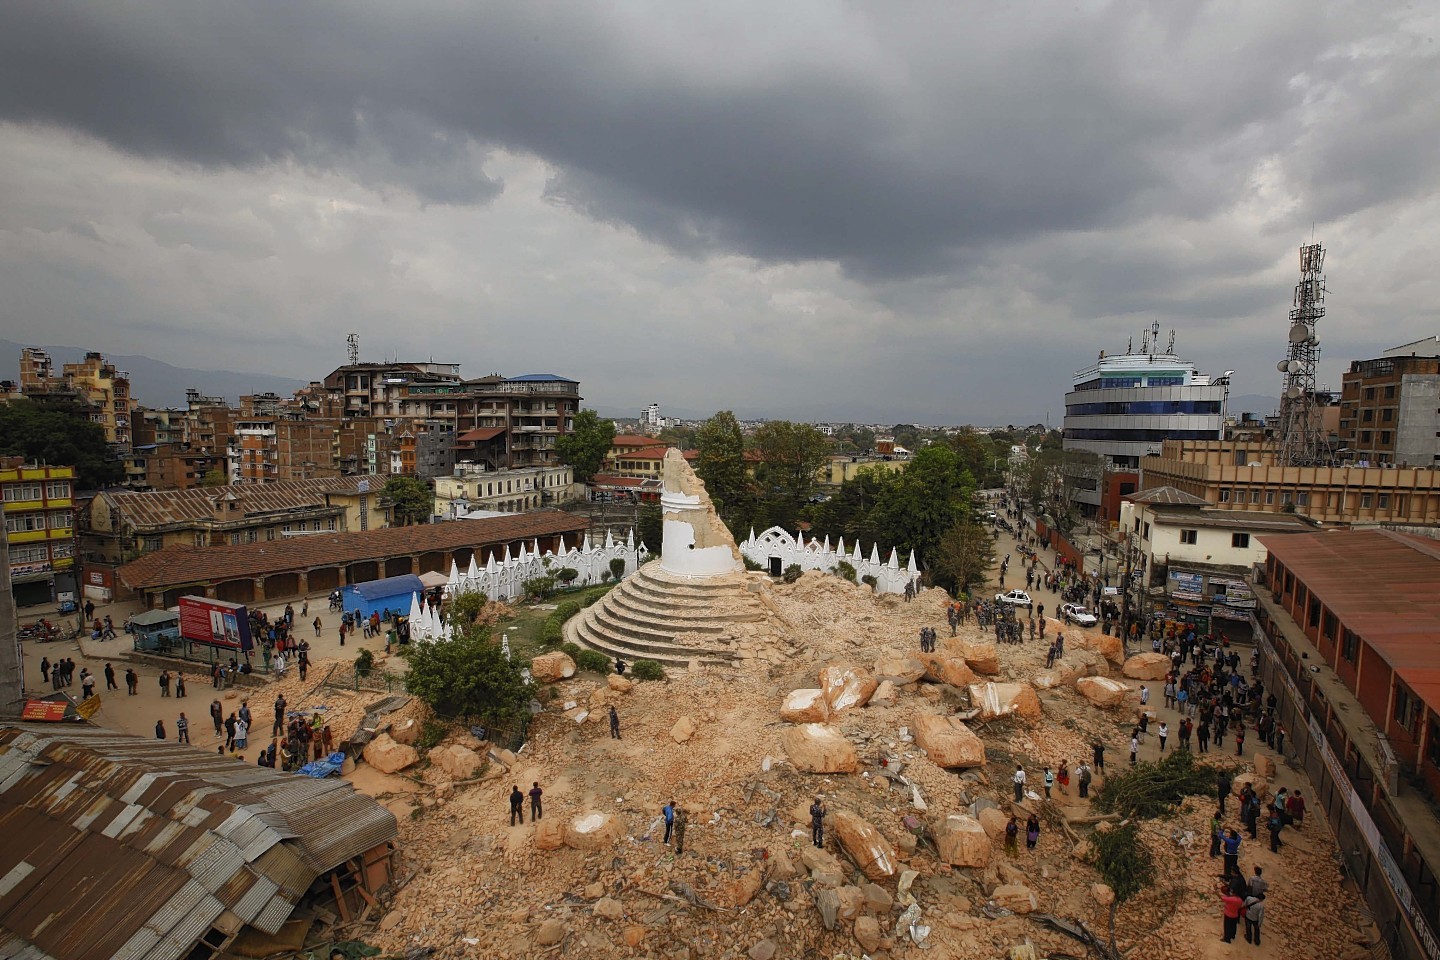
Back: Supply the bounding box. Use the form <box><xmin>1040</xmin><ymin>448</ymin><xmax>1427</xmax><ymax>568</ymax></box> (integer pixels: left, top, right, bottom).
<box><xmin>0</xmin><ymin>338</ymin><xmax>308</xmax><ymax>409</ymax></box>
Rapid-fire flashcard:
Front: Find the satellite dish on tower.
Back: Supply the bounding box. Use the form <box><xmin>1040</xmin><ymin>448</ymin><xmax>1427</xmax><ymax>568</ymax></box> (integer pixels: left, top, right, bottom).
<box><xmin>1277</xmin><ymin>360</ymin><xmax>1290</xmax><ymax>372</ymax></box>
<box><xmin>1286</xmin><ymin>385</ymin><xmax>1303</xmax><ymax>399</ymax></box>
<box><xmin>1287</xmin><ymin>360</ymin><xmax>1303</xmax><ymax>374</ymax></box>
<box><xmin>1289</xmin><ymin>323</ymin><xmax>1310</xmax><ymax>344</ymax></box>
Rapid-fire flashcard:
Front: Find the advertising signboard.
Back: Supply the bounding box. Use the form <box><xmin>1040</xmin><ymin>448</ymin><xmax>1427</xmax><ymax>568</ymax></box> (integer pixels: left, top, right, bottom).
<box><xmin>1211</xmin><ymin>578</ymin><xmax>1256</xmax><ymax>609</ymax></box>
<box><xmin>21</xmin><ymin>700</ymin><xmax>72</xmax><ymax>721</ymax></box>
<box><xmin>1169</xmin><ymin>571</ymin><xmax>1204</xmax><ymax>600</ymax></box>
<box><xmin>178</xmin><ymin>596</ymin><xmax>253</xmax><ymax>651</ymax></box>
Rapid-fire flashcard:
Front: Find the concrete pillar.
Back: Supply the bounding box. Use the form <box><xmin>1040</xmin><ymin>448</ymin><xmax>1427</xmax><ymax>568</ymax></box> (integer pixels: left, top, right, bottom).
<box><xmin>0</xmin><ymin>517</ymin><xmax>24</xmax><ymax>716</ymax></box>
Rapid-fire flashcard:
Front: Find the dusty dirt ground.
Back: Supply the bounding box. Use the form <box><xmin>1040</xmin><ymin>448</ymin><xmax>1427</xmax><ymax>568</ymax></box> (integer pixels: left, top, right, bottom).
<box><xmin>66</xmin><ymin>528</ymin><xmax>1380</xmax><ymax>960</ymax></box>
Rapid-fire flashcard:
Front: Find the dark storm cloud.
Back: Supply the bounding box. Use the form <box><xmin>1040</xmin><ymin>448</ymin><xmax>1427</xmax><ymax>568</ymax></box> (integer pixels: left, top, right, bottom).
<box><xmin>3</xmin><ymin>2</ymin><xmax>1413</xmax><ymax>280</ymax></box>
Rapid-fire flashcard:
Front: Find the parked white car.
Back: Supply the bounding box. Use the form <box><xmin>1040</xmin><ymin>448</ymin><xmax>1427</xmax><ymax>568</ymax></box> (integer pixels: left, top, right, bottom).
<box><xmin>995</xmin><ymin>589</ymin><xmax>1032</xmax><ymax>606</ymax></box>
<box><xmin>1060</xmin><ymin>603</ymin><xmax>1099</xmax><ymax>627</ymax></box>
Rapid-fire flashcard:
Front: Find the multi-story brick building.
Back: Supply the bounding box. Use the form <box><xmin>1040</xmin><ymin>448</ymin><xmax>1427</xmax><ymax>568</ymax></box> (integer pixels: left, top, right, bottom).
<box><xmin>320</xmin><ymin>361</ymin><xmax>463</xmax><ymax>419</ymax></box>
<box><xmin>1256</xmin><ymin>529</ymin><xmax>1440</xmax><ymax>960</ymax></box>
<box><xmin>1141</xmin><ymin>439</ymin><xmax>1440</xmax><ymax>527</ymax></box>
<box><xmin>1</xmin><ymin>460</ymin><xmax>77</xmax><ymax>606</ymax></box>
<box><xmin>19</xmin><ymin>349</ymin><xmax>137</xmax><ymax>452</ymax></box>
<box><xmin>433</xmin><ymin>463</ymin><xmax>578</xmax><ymax>517</ymax></box>
<box><xmin>1339</xmin><ymin>338</ymin><xmax>1440</xmax><ymax>468</ymax></box>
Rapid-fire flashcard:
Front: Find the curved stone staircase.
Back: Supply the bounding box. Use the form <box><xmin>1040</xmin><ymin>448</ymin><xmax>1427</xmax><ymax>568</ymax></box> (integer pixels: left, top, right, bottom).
<box><xmin>566</xmin><ymin>562</ymin><xmax>779</xmax><ymax>669</ymax></box>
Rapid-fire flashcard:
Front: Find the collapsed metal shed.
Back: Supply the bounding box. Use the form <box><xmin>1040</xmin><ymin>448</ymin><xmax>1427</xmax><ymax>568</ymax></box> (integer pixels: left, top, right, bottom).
<box><xmin>0</xmin><ymin>724</ymin><xmax>398</xmax><ymax>960</ymax></box>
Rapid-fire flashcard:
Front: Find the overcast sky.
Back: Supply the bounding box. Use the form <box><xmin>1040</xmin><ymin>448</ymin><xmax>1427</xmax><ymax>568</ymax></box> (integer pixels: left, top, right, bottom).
<box><xmin>2</xmin><ymin>3</ymin><xmax>1437</xmax><ymax>424</ymax></box>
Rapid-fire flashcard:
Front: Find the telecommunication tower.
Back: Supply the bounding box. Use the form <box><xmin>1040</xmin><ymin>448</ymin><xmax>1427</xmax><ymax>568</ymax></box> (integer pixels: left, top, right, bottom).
<box><xmin>1275</xmin><ymin>243</ymin><xmax>1326</xmax><ymax>465</ymax></box>
<box><xmin>346</xmin><ymin>333</ymin><xmax>360</xmax><ymax>365</ymax></box>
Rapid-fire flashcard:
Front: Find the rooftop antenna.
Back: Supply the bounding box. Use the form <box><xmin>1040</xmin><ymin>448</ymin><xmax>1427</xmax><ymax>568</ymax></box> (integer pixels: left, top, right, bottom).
<box><xmin>1276</xmin><ymin>241</ymin><xmax>1327</xmax><ymax>465</ymax></box>
<box><xmin>1166</xmin><ymin>330</ymin><xmax>1175</xmax><ymax>355</ymax></box>
<box><xmin>346</xmin><ymin>333</ymin><xmax>360</xmax><ymax>365</ymax></box>
<box><xmin>1127</xmin><ymin>335</ymin><xmax>1133</xmax><ymax>354</ymax></box>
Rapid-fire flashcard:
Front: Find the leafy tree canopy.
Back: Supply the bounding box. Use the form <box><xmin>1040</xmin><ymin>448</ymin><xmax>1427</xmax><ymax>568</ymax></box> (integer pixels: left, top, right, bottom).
<box><xmin>555</xmin><ymin>409</ymin><xmax>616</xmax><ymax>483</ymax></box>
<box><xmin>931</xmin><ymin>521</ymin><xmax>997</xmax><ymax>595</ymax></box>
<box><xmin>199</xmin><ymin>468</ymin><xmax>228</xmax><ymax>487</ymax></box>
<box><xmin>403</xmin><ymin>624</ymin><xmax>534</xmax><ymax>723</ymax></box>
<box><xmin>382</xmin><ymin>475</ymin><xmax>432</xmax><ymax>525</ymax></box>
<box><xmin>0</xmin><ymin>397</ymin><xmax>123</xmax><ymax>490</ymax></box>
<box><xmin>752</xmin><ymin>420</ymin><xmax>831</xmax><ymax>504</ymax></box>
<box><xmin>694</xmin><ymin>411</ymin><xmax>749</xmax><ymax>515</ymax></box>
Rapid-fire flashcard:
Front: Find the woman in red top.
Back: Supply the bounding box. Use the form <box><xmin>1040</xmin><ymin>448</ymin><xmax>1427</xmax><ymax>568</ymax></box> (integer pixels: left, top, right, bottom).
<box><xmin>1287</xmin><ymin>790</ymin><xmax>1306</xmax><ymax>829</ymax></box>
<box><xmin>1218</xmin><ymin>883</ymin><xmax>1244</xmax><ymax>943</ymax></box>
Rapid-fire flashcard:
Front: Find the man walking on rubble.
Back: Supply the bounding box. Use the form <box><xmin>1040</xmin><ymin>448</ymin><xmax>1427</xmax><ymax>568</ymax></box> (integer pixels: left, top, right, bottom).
<box><xmin>810</xmin><ymin>797</ymin><xmax>827</xmax><ymax>848</ymax></box>
<box><xmin>663</xmin><ymin>801</ymin><xmax>676</xmax><ymax>845</ymax></box>
<box><xmin>510</xmin><ymin>785</ymin><xmax>525</xmax><ymax>826</ymax></box>
<box><xmin>529</xmin><ymin>781</ymin><xmax>544</xmax><ymax>821</ymax></box>
<box><xmin>609</xmin><ymin>705</ymin><xmax>621</xmax><ymax>739</ymax></box>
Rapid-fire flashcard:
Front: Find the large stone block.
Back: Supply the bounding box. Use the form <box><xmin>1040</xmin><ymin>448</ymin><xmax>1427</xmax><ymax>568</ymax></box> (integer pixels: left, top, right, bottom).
<box><xmin>1121</xmin><ymin>652</ymin><xmax>1171</xmax><ymax>680</ymax></box>
<box><xmin>1075</xmin><ymin>676</ymin><xmax>1129</xmax><ymax>708</ymax></box>
<box><xmin>917</xmin><ymin>652</ymin><xmax>978</xmax><ymax>687</ymax></box>
<box><xmin>873</xmin><ymin>654</ymin><xmax>926</xmax><ymax>685</ymax></box>
<box><xmin>361</xmin><ymin>733</ymin><xmax>418</xmax><ymax>774</ymax></box>
<box><xmin>531</xmin><ymin>651</ymin><xmax>576</xmax><ymax>683</ymax></box>
<box><xmin>831</xmin><ymin>810</ymin><xmax>899</xmax><ymax>880</ymax></box>
<box><xmin>782</xmin><ymin>723</ymin><xmax>859</xmax><ymax>773</ymax></box>
<box><xmin>429</xmin><ymin>743</ymin><xmax>483</xmax><ymax>779</ymax></box>
<box><xmin>991</xmin><ymin>883</ymin><xmax>1038</xmax><ymax>914</ymax></box>
<box><xmin>780</xmin><ymin>688</ymin><xmax>830</xmax><ymax>724</ymax></box>
<box><xmin>959</xmin><ymin>640</ymin><xmax>1001</xmax><ymax>675</ymax></box>
<box><xmin>935</xmin><ymin>814</ymin><xmax>991</xmax><ymax>868</ymax></box>
<box><xmin>913</xmin><ymin>714</ymin><xmax>986</xmax><ymax>769</ymax></box>
<box><xmin>563</xmin><ymin>812</ymin><xmax>625</xmax><ymax>850</ymax></box>
<box><xmin>968</xmin><ymin>682</ymin><xmax>1042</xmax><ymax>721</ymax></box>
<box><xmin>819</xmin><ymin>666</ymin><xmax>878</xmax><ymax>713</ymax></box>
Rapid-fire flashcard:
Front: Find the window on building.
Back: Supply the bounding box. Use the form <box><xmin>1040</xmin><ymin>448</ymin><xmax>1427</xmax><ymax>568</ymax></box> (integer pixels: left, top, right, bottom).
<box><xmin>2</xmin><ymin>483</ymin><xmax>42</xmax><ymax>502</ymax></box>
<box><xmin>312</xmin><ymin>520</ymin><xmax>321</xmax><ymax>531</ymax></box>
<box><xmin>1308</xmin><ymin>596</ymin><xmax>1321</xmax><ymax>628</ymax></box>
<box><xmin>50</xmin><ymin>541</ymin><xmax>72</xmax><ymax>559</ymax></box>
<box><xmin>1264</xmin><ymin>491</ymin><xmax>1275</xmax><ymax>505</ymax></box>
<box><xmin>1395</xmin><ymin>684</ymin><xmax>1420</xmax><ymax>735</ymax></box>
<box><xmin>1364</xmin><ymin>387</ymin><xmax>1375</xmax><ymax>400</ymax></box>
<box><xmin>1232</xmin><ymin>533</ymin><xmax>1250</xmax><ymax>548</ymax></box>
<box><xmin>1180</xmin><ymin>529</ymin><xmax>1198</xmax><ymax>545</ymax></box>
<box><xmin>1341</xmin><ymin>628</ymin><xmax>1359</xmax><ymax>662</ymax></box>
<box><xmin>1362</xmin><ymin>409</ymin><xmax>1374</xmax><ymax>422</ymax></box>
<box><xmin>359</xmin><ymin>496</ymin><xmax>368</xmax><ymax>530</ymax></box>
<box><xmin>1218</xmin><ymin>489</ymin><xmax>1231</xmax><ymax>503</ymax></box>
<box><xmin>1382</xmin><ymin>408</ymin><xmax>1393</xmax><ymax>422</ymax></box>
<box><xmin>230</xmin><ymin>533</ymin><xmax>241</xmax><ymax>545</ymax></box>
<box><xmin>8</xmin><ymin>544</ymin><xmax>48</xmax><ymax>564</ymax></box>
<box><xmin>194</xmin><ymin>532</ymin><xmax>207</xmax><ymax>546</ymax></box>
<box><xmin>1385</xmin><ymin>384</ymin><xmax>1397</xmax><ymax>399</ymax></box>
<box><xmin>3</xmin><ymin>512</ymin><xmax>44</xmax><ymax>533</ymax></box>
<box><xmin>1142</xmin><ymin>522</ymin><xmax>1150</xmax><ymax>541</ymax></box>
<box><xmin>1322</xmin><ymin>610</ymin><xmax>1338</xmax><ymax>641</ymax></box>
<box><xmin>1250</xmin><ymin>490</ymin><xmax>1261</xmax><ymax>503</ymax></box>
<box><xmin>1281</xmin><ymin>492</ymin><xmax>1292</xmax><ymax>506</ymax></box>
<box><xmin>245</xmin><ymin>529</ymin><xmax>257</xmax><ymax>544</ymax></box>
<box><xmin>328</xmin><ymin>518</ymin><xmax>337</xmax><ymax>531</ymax></box>
<box><xmin>45</xmin><ymin>480</ymin><xmax>70</xmax><ymax>499</ymax></box>
<box><xmin>1361</xmin><ymin>431</ymin><xmax>1373</xmax><ymax>444</ymax></box>
<box><xmin>1297</xmin><ymin>492</ymin><xmax>1309</xmax><ymax>506</ymax></box>
<box><xmin>1379</xmin><ymin>494</ymin><xmax>1391</xmax><ymax>509</ymax></box>
<box><xmin>1361</xmin><ymin>493</ymin><xmax>1373</xmax><ymax>508</ymax></box>
<box><xmin>145</xmin><ymin>536</ymin><xmax>165</xmax><ymax>552</ymax></box>
<box><xmin>1284</xmin><ymin>569</ymin><xmax>1294</xmax><ymax>594</ymax></box>
<box><xmin>1380</xmin><ymin>432</ymin><xmax>1392</xmax><ymax>445</ymax></box>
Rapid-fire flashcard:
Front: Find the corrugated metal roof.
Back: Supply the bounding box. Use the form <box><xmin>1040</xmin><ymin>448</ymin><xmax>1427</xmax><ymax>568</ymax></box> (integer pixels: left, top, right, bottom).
<box><xmin>0</xmin><ymin>724</ymin><xmax>397</xmax><ymax>960</ymax></box>
<box><xmin>118</xmin><ymin>510</ymin><xmax>589</xmax><ymax>590</ymax></box>
<box><xmin>1261</xmin><ymin>529</ymin><xmax>1440</xmax><ymax>712</ymax></box>
<box><xmin>99</xmin><ymin>477</ymin><xmax>369</xmax><ymax>530</ymax></box>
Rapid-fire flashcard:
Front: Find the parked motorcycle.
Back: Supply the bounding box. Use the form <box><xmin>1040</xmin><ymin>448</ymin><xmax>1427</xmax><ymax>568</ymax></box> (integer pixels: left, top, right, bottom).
<box><xmin>18</xmin><ymin>619</ymin><xmax>62</xmax><ymax>642</ymax></box>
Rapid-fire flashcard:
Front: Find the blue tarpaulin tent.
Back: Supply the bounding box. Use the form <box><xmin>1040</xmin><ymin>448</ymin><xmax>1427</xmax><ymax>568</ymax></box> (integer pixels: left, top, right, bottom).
<box><xmin>342</xmin><ymin>574</ymin><xmax>424</xmax><ymax>620</ymax></box>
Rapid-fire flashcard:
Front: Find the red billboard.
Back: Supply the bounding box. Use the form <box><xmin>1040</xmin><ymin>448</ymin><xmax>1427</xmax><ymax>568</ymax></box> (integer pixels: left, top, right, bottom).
<box><xmin>178</xmin><ymin>596</ymin><xmax>254</xmax><ymax>651</ymax></box>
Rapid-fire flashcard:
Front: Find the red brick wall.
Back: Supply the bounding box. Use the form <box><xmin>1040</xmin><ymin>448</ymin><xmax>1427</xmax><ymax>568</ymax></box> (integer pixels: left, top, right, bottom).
<box><xmin>1355</xmin><ymin>643</ymin><xmax>1394</xmax><ymax>733</ymax></box>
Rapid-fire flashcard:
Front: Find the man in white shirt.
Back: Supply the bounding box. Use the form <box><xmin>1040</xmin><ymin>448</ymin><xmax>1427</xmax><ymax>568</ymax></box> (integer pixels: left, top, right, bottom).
<box><xmin>1012</xmin><ymin>764</ymin><xmax>1027</xmax><ymax>802</ymax></box>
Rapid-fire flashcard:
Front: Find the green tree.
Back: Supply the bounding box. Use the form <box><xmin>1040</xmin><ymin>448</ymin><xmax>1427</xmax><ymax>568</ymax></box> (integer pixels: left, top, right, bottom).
<box><xmin>444</xmin><ymin>590</ymin><xmax>488</xmax><ymax>629</ymax></box>
<box><xmin>931</xmin><ymin>521</ymin><xmax>996</xmax><ymax>596</ymax></box>
<box><xmin>868</xmin><ymin>446</ymin><xmax>975</xmax><ymax>565</ymax></box>
<box><xmin>752</xmin><ymin>420</ymin><xmax>831</xmax><ymax>503</ymax></box>
<box><xmin>657</xmin><ymin>424</ymin><xmax>697</xmax><ymax>449</ymax></box>
<box><xmin>403</xmin><ymin>625</ymin><xmax>534</xmax><ymax>723</ymax></box>
<box><xmin>0</xmin><ymin>397</ymin><xmax>123</xmax><ymax>489</ymax></box>
<box><xmin>694</xmin><ymin>411</ymin><xmax>749</xmax><ymax>515</ymax></box>
<box><xmin>555</xmin><ymin>409</ymin><xmax>616</xmax><ymax>483</ymax></box>
<box><xmin>383</xmin><ymin>475</ymin><xmax>432</xmax><ymax>525</ymax></box>
<box><xmin>199</xmin><ymin>468</ymin><xmax>228</xmax><ymax>487</ymax></box>
<box><xmin>636</xmin><ymin>503</ymin><xmax>662</xmax><ymax>553</ymax></box>
<box><xmin>1090</xmin><ymin>820</ymin><xmax>1155</xmax><ymax>954</ymax></box>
